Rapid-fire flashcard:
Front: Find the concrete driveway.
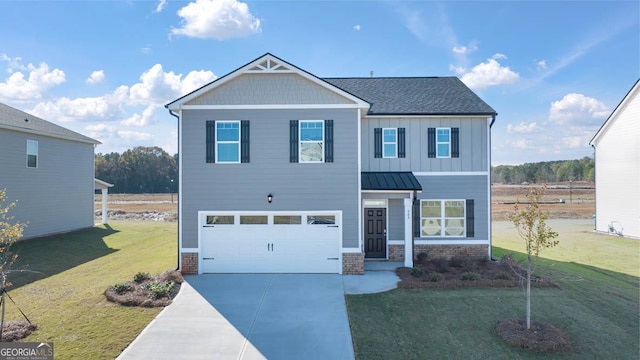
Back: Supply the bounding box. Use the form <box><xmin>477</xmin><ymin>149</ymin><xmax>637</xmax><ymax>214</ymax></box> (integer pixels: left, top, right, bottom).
<box><xmin>118</xmin><ymin>274</ymin><xmax>355</xmax><ymax>360</ymax></box>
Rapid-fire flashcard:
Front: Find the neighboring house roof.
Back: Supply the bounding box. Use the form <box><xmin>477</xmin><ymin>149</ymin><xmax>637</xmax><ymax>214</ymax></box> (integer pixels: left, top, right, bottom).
<box><xmin>324</xmin><ymin>77</ymin><xmax>497</xmax><ymax>116</ymax></box>
<box><xmin>0</xmin><ymin>102</ymin><xmax>100</xmax><ymax>144</ymax></box>
<box><xmin>361</xmin><ymin>172</ymin><xmax>423</xmax><ymax>191</ymax></box>
<box><xmin>590</xmin><ymin>78</ymin><xmax>640</xmax><ymax>146</ymax></box>
<box><xmin>94</xmin><ymin>178</ymin><xmax>114</xmax><ymax>190</ymax></box>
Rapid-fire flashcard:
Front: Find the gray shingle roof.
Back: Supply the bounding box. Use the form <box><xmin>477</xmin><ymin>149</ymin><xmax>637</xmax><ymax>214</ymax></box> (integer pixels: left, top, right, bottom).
<box><xmin>323</xmin><ymin>77</ymin><xmax>496</xmax><ymax>116</ymax></box>
<box><xmin>0</xmin><ymin>103</ymin><xmax>99</xmax><ymax>144</ymax></box>
<box><xmin>361</xmin><ymin>172</ymin><xmax>423</xmax><ymax>191</ymax></box>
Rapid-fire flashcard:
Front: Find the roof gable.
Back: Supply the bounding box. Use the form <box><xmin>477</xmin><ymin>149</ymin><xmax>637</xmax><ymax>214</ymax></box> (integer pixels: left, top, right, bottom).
<box><xmin>166</xmin><ymin>53</ymin><xmax>369</xmax><ymax>110</ymax></box>
<box><xmin>0</xmin><ymin>103</ymin><xmax>100</xmax><ymax>144</ymax></box>
<box><xmin>590</xmin><ymin>79</ymin><xmax>640</xmax><ymax>146</ymax></box>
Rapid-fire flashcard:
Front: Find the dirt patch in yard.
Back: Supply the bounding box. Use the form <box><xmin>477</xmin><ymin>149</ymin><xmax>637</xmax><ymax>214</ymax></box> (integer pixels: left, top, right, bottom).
<box><xmin>396</xmin><ymin>255</ymin><xmax>558</xmax><ymax>289</ymax></box>
<box><xmin>495</xmin><ymin>318</ymin><xmax>571</xmax><ymax>353</ymax></box>
<box><xmin>0</xmin><ymin>320</ymin><xmax>37</xmax><ymax>342</ymax></box>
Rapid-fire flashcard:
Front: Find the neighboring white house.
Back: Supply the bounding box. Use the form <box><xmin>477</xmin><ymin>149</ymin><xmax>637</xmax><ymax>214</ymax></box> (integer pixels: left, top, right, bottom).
<box><xmin>590</xmin><ymin>79</ymin><xmax>640</xmax><ymax>239</ymax></box>
<box><xmin>0</xmin><ymin>103</ymin><xmax>101</xmax><ymax>239</ymax></box>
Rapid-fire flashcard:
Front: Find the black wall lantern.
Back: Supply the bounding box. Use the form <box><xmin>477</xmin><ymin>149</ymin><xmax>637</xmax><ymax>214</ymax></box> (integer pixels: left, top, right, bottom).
<box><xmin>267</xmin><ymin>193</ymin><xmax>273</xmax><ymax>203</ymax></box>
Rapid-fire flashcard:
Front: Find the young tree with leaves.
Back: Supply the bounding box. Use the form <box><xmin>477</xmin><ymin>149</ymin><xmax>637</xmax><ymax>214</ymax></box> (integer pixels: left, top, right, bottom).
<box><xmin>0</xmin><ymin>189</ymin><xmax>26</xmax><ymax>339</ymax></box>
<box><xmin>509</xmin><ymin>185</ymin><xmax>559</xmax><ymax>329</ymax></box>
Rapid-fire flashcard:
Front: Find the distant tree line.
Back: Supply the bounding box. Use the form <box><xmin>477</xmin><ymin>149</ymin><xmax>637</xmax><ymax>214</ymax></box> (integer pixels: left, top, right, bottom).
<box><xmin>492</xmin><ymin>157</ymin><xmax>594</xmax><ymax>184</ymax></box>
<box><xmin>95</xmin><ymin>146</ymin><xmax>178</xmax><ymax>193</ymax></box>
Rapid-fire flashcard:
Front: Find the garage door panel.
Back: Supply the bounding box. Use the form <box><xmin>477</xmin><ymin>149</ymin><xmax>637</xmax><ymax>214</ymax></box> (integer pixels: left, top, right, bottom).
<box><xmin>199</xmin><ymin>212</ymin><xmax>341</xmax><ymax>274</ymax></box>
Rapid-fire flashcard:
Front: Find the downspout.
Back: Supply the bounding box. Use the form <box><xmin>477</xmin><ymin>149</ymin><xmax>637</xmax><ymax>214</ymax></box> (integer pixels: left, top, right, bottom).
<box><xmin>591</xmin><ymin>144</ymin><xmax>596</xmax><ymax>231</ymax></box>
<box><xmin>168</xmin><ymin>109</ymin><xmax>180</xmax><ymax>271</ymax></box>
<box><xmin>489</xmin><ymin>114</ymin><xmax>496</xmax><ymax>259</ymax></box>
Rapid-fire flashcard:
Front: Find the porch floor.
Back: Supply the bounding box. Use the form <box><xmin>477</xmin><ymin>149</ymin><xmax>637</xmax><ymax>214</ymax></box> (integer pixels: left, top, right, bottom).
<box><xmin>364</xmin><ymin>261</ymin><xmax>404</xmax><ymax>271</ymax></box>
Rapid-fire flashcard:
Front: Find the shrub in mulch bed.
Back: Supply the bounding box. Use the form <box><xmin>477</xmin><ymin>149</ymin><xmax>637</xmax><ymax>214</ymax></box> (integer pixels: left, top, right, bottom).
<box><xmin>396</xmin><ymin>257</ymin><xmax>559</xmax><ymax>289</ymax></box>
<box><xmin>0</xmin><ymin>320</ymin><xmax>37</xmax><ymax>342</ymax></box>
<box><xmin>495</xmin><ymin>318</ymin><xmax>571</xmax><ymax>353</ymax></box>
<box><xmin>105</xmin><ymin>270</ymin><xmax>184</xmax><ymax>307</ymax></box>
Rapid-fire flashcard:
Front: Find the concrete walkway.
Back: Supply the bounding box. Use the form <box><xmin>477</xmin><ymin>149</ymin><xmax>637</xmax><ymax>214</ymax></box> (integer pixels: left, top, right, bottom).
<box><xmin>117</xmin><ymin>270</ymin><xmax>399</xmax><ymax>360</ymax></box>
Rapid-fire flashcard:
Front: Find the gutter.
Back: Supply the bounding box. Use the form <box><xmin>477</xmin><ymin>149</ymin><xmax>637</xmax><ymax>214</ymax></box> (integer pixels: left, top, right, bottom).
<box><xmin>489</xmin><ymin>114</ymin><xmax>496</xmax><ymax>128</ymax></box>
<box><xmin>168</xmin><ymin>109</ymin><xmax>180</xmax><ymax>271</ymax></box>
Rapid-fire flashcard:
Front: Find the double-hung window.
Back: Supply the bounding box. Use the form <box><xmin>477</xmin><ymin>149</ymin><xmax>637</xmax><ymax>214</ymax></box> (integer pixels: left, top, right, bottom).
<box><xmin>216</xmin><ymin>121</ymin><xmax>240</xmax><ymax>163</ymax></box>
<box><xmin>420</xmin><ymin>200</ymin><xmax>466</xmax><ymax>237</ymax></box>
<box><xmin>26</xmin><ymin>140</ymin><xmax>38</xmax><ymax>168</ymax></box>
<box><xmin>299</xmin><ymin>120</ymin><xmax>324</xmax><ymax>163</ymax></box>
<box><xmin>382</xmin><ymin>128</ymin><xmax>397</xmax><ymax>158</ymax></box>
<box><xmin>436</xmin><ymin>128</ymin><xmax>450</xmax><ymax>158</ymax></box>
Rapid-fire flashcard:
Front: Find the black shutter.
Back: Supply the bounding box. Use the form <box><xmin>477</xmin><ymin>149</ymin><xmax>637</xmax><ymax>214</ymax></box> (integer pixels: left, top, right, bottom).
<box><xmin>206</xmin><ymin>120</ymin><xmax>215</xmax><ymax>163</ymax></box>
<box><xmin>241</xmin><ymin>120</ymin><xmax>250</xmax><ymax>163</ymax></box>
<box><xmin>290</xmin><ymin>120</ymin><xmax>298</xmax><ymax>163</ymax></box>
<box><xmin>325</xmin><ymin>119</ymin><xmax>333</xmax><ymax>163</ymax></box>
<box><xmin>398</xmin><ymin>127</ymin><xmax>406</xmax><ymax>158</ymax></box>
<box><xmin>427</xmin><ymin>127</ymin><xmax>436</xmax><ymax>158</ymax></box>
<box><xmin>413</xmin><ymin>198</ymin><xmax>421</xmax><ymax>237</ymax></box>
<box><xmin>466</xmin><ymin>199</ymin><xmax>475</xmax><ymax>237</ymax></box>
<box><xmin>451</xmin><ymin>127</ymin><xmax>460</xmax><ymax>158</ymax></box>
<box><xmin>374</xmin><ymin>128</ymin><xmax>382</xmax><ymax>158</ymax></box>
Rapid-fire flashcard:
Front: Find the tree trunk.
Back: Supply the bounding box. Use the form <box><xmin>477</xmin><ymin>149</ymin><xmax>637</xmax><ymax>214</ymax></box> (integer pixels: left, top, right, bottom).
<box><xmin>0</xmin><ymin>275</ymin><xmax>5</xmax><ymax>341</ymax></box>
<box><xmin>526</xmin><ymin>253</ymin><xmax>531</xmax><ymax>329</ymax></box>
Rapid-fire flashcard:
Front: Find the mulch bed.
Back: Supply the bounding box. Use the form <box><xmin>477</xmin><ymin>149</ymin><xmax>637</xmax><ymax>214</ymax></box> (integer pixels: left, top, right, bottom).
<box><xmin>0</xmin><ymin>320</ymin><xmax>37</xmax><ymax>342</ymax></box>
<box><xmin>495</xmin><ymin>318</ymin><xmax>571</xmax><ymax>352</ymax></box>
<box><xmin>105</xmin><ymin>270</ymin><xmax>184</xmax><ymax>307</ymax></box>
<box><xmin>396</xmin><ymin>255</ymin><xmax>559</xmax><ymax>289</ymax></box>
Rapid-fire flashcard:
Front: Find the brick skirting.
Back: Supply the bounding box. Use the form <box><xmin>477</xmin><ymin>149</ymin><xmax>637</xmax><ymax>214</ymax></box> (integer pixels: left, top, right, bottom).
<box><xmin>342</xmin><ymin>253</ymin><xmax>365</xmax><ymax>275</ymax></box>
<box><xmin>181</xmin><ymin>253</ymin><xmax>198</xmax><ymax>275</ymax></box>
<box><xmin>389</xmin><ymin>245</ymin><xmax>405</xmax><ymax>261</ymax></box>
<box><xmin>413</xmin><ymin>244</ymin><xmax>489</xmax><ymax>260</ymax></box>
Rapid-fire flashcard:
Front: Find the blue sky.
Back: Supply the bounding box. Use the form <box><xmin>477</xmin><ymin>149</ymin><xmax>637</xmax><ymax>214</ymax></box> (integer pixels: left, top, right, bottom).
<box><xmin>0</xmin><ymin>0</ymin><xmax>637</xmax><ymax>165</ymax></box>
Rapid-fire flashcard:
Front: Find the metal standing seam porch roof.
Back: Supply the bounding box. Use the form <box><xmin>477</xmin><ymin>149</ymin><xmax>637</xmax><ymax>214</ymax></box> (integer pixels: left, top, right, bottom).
<box><xmin>361</xmin><ymin>172</ymin><xmax>423</xmax><ymax>191</ymax></box>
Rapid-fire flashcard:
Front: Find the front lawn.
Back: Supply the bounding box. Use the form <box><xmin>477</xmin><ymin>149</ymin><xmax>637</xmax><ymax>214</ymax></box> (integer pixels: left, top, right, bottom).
<box><xmin>346</xmin><ymin>220</ymin><xmax>639</xmax><ymax>359</ymax></box>
<box><xmin>3</xmin><ymin>221</ymin><xmax>177</xmax><ymax>359</ymax></box>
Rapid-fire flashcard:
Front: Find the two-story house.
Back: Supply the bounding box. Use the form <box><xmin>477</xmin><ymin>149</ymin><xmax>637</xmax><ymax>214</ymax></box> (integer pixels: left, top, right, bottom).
<box><xmin>166</xmin><ymin>53</ymin><xmax>496</xmax><ymax>275</ymax></box>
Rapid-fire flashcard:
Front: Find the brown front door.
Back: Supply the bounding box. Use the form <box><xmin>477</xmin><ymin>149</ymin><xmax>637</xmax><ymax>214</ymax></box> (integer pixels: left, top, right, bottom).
<box><xmin>365</xmin><ymin>208</ymin><xmax>386</xmax><ymax>258</ymax></box>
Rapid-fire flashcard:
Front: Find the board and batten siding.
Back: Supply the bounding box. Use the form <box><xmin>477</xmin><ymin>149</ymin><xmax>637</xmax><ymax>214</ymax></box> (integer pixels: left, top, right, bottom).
<box><xmin>180</xmin><ymin>108</ymin><xmax>360</xmax><ymax>249</ymax></box>
<box><xmin>593</xmin><ymin>86</ymin><xmax>640</xmax><ymax>238</ymax></box>
<box><xmin>414</xmin><ymin>175</ymin><xmax>489</xmax><ymax>241</ymax></box>
<box><xmin>0</xmin><ymin>129</ymin><xmax>95</xmax><ymax>239</ymax></box>
<box><xmin>185</xmin><ymin>74</ymin><xmax>353</xmax><ymax>106</ymax></box>
<box><xmin>361</xmin><ymin>117</ymin><xmax>489</xmax><ymax>172</ymax></box>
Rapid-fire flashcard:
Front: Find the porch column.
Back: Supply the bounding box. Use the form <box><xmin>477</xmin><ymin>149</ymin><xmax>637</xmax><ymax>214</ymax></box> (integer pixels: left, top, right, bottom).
<box><xmin>101</xmin><ymin>188</ymin><xmax>109</xmax><ymax>224</ymax></box>
<box><xmin>403</xmin><ymin>198</ymin><xmax>413</xmax><ymax>268</ymax></box>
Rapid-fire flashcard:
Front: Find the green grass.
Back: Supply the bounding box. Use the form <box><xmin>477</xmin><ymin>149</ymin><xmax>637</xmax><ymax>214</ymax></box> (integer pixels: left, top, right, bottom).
<box><xmin>3</xmin><ymin>221</ymin><xmax>177</xmax><ymax>359</ymax></box>
<box><xmin>346</xmin><ymin>220</ymin><xmax>639</xmax><ymax>360</ymax></box>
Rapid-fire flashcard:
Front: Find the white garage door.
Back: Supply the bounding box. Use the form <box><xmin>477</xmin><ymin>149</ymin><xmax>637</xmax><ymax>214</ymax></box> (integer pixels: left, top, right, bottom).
<box><xmin>199</xmin><ymin>211</ymin><xmax>341</xmax><ymax>273</ymax></box>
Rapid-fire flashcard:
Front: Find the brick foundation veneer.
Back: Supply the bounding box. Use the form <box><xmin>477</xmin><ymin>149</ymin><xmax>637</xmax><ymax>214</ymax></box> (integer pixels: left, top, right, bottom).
<box><xmin>181</xmin><ymin>253</ymin><xmax>198</xmax><ymax>275</ymax></box>
<box><xmin>388</xmin><ymin>245</ymin><xmax>405</xmax><ymax>261</ymax></box>
<box><xmin>413</xmin><ymin>244</ymin><xmax>489</xmax><ymax>260</ymax></box>
<box><xmin>342</xmin><ymin>253</ymin><xmax>365</xmax><ymax>275</ymax></box>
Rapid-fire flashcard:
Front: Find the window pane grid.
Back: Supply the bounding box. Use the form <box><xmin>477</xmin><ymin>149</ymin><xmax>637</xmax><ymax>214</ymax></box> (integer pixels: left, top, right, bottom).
<box><xmin>421</xmin><ymin>200</ymin><xmax>465</xmax><ymax>237</ymax></box>
<box><xmin>216</xmin><ymin>121</ymin><xmax>240</xmax><ymax>163</ymax></box>
<box><xmin>299</xmin><ymin>121</ymin><xmax>324</xmax><ymax>162</ymax></box>
<box><xmin>436</xmin><ymin>128</ymin><xmax>450</xmax><ymax>158</ymax></box>
<box><xmin>382</xmin><ymin>128</ymin><xmax>397</xmax><ymax>158</ymax></box>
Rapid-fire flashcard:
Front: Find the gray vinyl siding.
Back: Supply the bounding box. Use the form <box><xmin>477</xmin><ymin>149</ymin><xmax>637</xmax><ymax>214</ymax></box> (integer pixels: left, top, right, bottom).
<box><xmin>388</xmin><ymin>199</ymin><xmax>405</xmax><ymax>240</ymax></box>
<box><xmin>0</xmin><ymin>129</ymin><xmax>95</xmax><ymax>239</ymax></box>
<box><xmin>361</xmin><ymin>117</ymin><xmax>489</xmax><ymax>172</ymax></box>
<box><xmin>186</xmin><ymin>74</ymin><xmax>353</xmax><ymax>106</ymax></box>
<box><xmin>181</xmin><ymin>108</ymin><xmax>360</xmax><ymax>249</ymax></box>
<box><xmin>415</xmin><ymin>175</ymin><xmax>489</xmax><ymax>240</ymax></box>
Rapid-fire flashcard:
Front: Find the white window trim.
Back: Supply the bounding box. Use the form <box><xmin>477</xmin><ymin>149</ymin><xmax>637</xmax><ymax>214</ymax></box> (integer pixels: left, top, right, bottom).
<box><xmin>436</xmin><ymin>127</ymin><xmax>451</xmax><ymax>159</ymax></box>
<box><xmin>420</xmin><ymin>199</ymin><xmax>466</xmax><ymax>238</ymax></box>
<box><xmin>382</xmin><ymin>128</ymin><xmax>397</xmax><ymax>158</ymax></box>
<box><xmin>299</xmin><ymin>120</ymin><xmax>324</xmax><ymax>163</ymax></box>
<box><xmin>215</xmin><ymin>121</ymin><xmax>240</xmax><ymax>164</ymax></box>
<box><xmin>26</xmin><ymin>139</ymin><xmax>38</xmax><ymax>168</ymax></box>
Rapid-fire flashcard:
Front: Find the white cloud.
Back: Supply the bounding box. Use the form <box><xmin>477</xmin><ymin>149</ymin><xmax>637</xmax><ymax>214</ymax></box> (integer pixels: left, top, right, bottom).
<box><xmin>562</xmin><ymin>135</ymin><xmax>587</xmax><ymax>149</ymax></box>
<box><xmin>536</xmin><ymin>60</ymin><xmax>547</xmax><ymax>70</ymax></box>
<box><xmin>507</xmin><ymin>122</ymin><xmax>537</xmax><ymax>134</ymax></box>
<box><xmin>1</xmin><ymin>54</ymin><xmax>27</xmax><ymax>73</ymax></box>
<box><xmin>548</xmin><ymin>93</ymin><xmax>610</xmax><ymax>125</ymax></box>
<box><xmin>452</xmin><ymin>43</ymin><xmax>477</xmax><ymax>55</ymax></box>
<box><xmin>155</xmin><ymin>0</ymin><xmax>167</xmax><ymax>13</ymax></box>
<box><xmin>121</xmin><ymin>105</ymin><xmax>158</xmax><ymax>127</ymax></box>
<box><xmin>117</xmin><ymin>130</ymin><xmax>154</xmax><ymax>141</ymax></box>
<box><xmin>449</xmin><ymin>64</ymin><xmax>466</xmax><ymax>75</ymax></box>
<box><xmin>459</xmin><ymin>55</ymin><xmax>519</xmax><ymax>90</ymax></box>
<box><xmin>0</xmin><ymin>61</ymin><xmax>66</xmax><ymax>101</ymax></box>
<box><xmin>141</xmin><ymin>46</ymin><xmax>152</xmax><ymax>54</ymax></box>
<box><xmin>170</xmin><ymin>0</ymin><xmax>261</xmax><ymax>40</ymax></box>
<box><xmin>128</xmin><ymin>64</ymin><xmax>216</xmax><ymax>105</ymax></box>
<box><xmin>509</xmin><ymin>138</ymin><xmax>529</xmax><ymax>150</ymax></box>
<box><xmin>492</xmin><ymin>53</ymin><xmax>507</xmax><ymax>60</ymax></box>
<box><xmin>353</xmin><ymin>25</ymin><xmax>361</xmax><ymax>31</ymax></box>
<box><xmin>86</xmin><ymin>70</ymin><xmax>105</xmax><ymax>84</ymax></box>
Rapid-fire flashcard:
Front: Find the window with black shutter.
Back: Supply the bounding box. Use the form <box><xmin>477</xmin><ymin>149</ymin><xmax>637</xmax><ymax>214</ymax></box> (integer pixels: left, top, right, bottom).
<box><xmin>206</xmin><ymin>120</ymin><xmax>215</xmax><ymax>163</ymax></box>
<box><xmin>374</xmin><ymin>128</ymin><xmax>382</xmax><ymax>158</ymax></box>
<box><xmin>325</xmin><ymin>119</ymin><xmax>333</xmax><ymax>163</ymax></box>
<box><xmin>290</xmin><ymin>120</ymin><xmax>298</xmax><ymax>163</ymax></box>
